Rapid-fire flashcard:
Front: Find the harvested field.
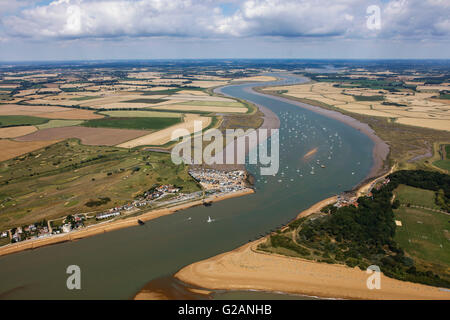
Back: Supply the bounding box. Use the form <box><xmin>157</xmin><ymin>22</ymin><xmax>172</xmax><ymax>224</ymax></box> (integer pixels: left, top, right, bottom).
<box><xmin>396</xmin><ymin>118</ymin><xmax>450</xmax><ymax>131</ymax></box>
<box><xmin>99</xmin><ymin>110</ymin><xmax>182</xmax><ymax>118</ymax></box>
<box><xmin>0</xmin><ymin>104</ymin><xmax>103</xmax><ymax>119</ymax></box>
<box><xmin>0</xmin><ymin>104</ymin><xmax>68</xmax><ymax>117</ymax></box>
<box><xmin>168</xmin><ymin>94</ymin><xmax>232</xmax><ymax>102</ymax></box>
<box><xmin>0</xmin><ymin>126</ymin><xmax>37</xmax><ymax>138</ymax></box>
<box><xmin>267</xmin><ymin>82</ymin><xmax>450</xmax><ymax>131</ymax></box>
<box><xmin>176</xmin><ymin>90</ymin><xmax>208</xmax><ymax>96</ymax></box>
<box><xmin>180</xmin><ymin>100</ymin><xmax>244</xmax><ymax>107</ymax></box>
<box><xmin>36</xmin><ymin>120</ymin><xmax>84</xmax><ymax>129</ymax></box>
<box><xmin>183</xmin><ymin>81</ymin><xmax>228</xmax><ymax>88</ymax></box>
<box><xmin>16</xmin><ymin>126</ymin><xmax>150</xmax><ymax>146</ymax></box>
<box><xmin>36</xmin><ymin>109</ymin><xmax>104</xmax><ymax>120</ymax></box>
<box><xmin>231</xmin><ymin>75</ymin><xmax>277</xmax><ymax>82</ymax></box>
<box><xmin>117</xmin><ymin>114</ymin><xmax>212</xmax><ymax>147</ymax></box>
<box><xmin>0</xmin><ymin>139</ymin><xmax>59</xmax><ymax>162</ymax></box>
<box><xmin>152</xmin><ymin>104</ymin><xmax>247</xmax><ymax>113</ymax></box>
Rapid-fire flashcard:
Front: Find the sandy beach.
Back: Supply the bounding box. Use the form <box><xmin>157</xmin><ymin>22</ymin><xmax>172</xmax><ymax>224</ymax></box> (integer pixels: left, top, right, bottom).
<box><xmin>174</xmin><ymin>238</ymin><xmax>450</xmax><ymax>300</ymax></box>
<box><xmin>0</xmin><ymin>188</ymin><xmax>254</xmax><ymax>257</ymax></box>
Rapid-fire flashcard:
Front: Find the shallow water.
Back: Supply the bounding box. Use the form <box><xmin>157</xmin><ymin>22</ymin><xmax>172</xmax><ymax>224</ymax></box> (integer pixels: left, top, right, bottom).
<box><xmin>0</xmin><ymin>74</ymin><xmax>373</xmax><ymax>299</ymax></box>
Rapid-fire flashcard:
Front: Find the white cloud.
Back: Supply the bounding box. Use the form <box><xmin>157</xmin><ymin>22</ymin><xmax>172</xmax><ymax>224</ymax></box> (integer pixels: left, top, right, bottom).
<box><xmin>1</xmin><ymin>0</ymin><xmax>449</xmax><ymax>40</ymax></box>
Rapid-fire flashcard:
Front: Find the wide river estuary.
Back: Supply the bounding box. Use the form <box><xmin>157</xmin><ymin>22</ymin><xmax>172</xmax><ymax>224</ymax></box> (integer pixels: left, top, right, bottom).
<box><xmin>0</xmin><ymin>74</ymin><xmax>374</xmax><ymax>299</ymax></box>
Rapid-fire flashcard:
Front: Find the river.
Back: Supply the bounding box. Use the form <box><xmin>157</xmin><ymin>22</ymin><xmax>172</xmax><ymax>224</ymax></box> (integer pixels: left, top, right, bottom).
<box><xmin>0</xmin><ymin>74</ymin><xmax>374</xmax><ymax>299</ymax></box>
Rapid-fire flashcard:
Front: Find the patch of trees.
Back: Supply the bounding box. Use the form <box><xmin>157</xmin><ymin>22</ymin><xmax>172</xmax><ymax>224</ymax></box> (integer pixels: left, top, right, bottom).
<box><xmin>85</xmin><ymin>197</ymin><xmax>111</xmax><ymax>208</ymax></box>
<box><xmin>294</xmin><ymin>170</ymin><xmax>450</xmax><ymax>288</ymax></box>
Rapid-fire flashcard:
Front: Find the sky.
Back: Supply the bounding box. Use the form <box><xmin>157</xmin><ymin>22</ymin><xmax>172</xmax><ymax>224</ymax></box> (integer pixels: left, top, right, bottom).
<box><xmin>0</xmin><ymin>0</ymin><xmax>449</xmax><ymax>61</ymax></box>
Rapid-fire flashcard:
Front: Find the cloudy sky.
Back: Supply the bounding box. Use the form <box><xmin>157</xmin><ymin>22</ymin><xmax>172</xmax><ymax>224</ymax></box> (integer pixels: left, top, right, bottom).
<box><xmin>0</xmin><ymin>0</ymin><xmax>449</xmax><ymax>61</ymax></box>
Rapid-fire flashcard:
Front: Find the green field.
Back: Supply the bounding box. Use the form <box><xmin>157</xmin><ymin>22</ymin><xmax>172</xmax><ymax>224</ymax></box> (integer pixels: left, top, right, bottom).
<box><xmin>0</xmin><ymin>115</ymin><xmax>49</xmax><ymax>127</ymax></box>
<box><xmin>82</xmin><ymin>117</ymin><xmax>181</xmax><ymax>130</ymax></box>
<box><xmin>0</xmin><ymin>139</ymin><xmax>201</xmax><ymax>230</ymax></box>
<box><xmin>36</xmin><ymin>119</ymin><xmax>84</xmax><ymax>129</ymax></box>
<box><xmin>69</xmin><ymin>95</ymin><xmax>103</xmax><ymax>101</ymax></box>
<box><xmin>353</xmin><ymin>95</ymin><xmax>384</xmax><ymax>101</ymax></box>
<box><xmin>433</xmin><ymin>160</ymin><xmax>450</xmax><ymax>171</ymax></box>
<box><xmin>142</xmin><ymin>89</ymin><xmax>181</xmax><ymax>95</ymax></box>
<box><xmin>123</xmin><ymin>98</ymin><xmax>167</xmax><ymax>104</ymax></box>
<box><xmin>394</xmin><ymin>206</ymin><xmax>450</xmax><ymax>269</ymax></box>
<box><xmin>394</xmin><ymin>184</ymin><xmax>440</xmax><ymax>209</ymax></box>
<box><xmin>99</xmin><ymin>110</ymin><xmax>182</xmax><ymax>118</ymax></box>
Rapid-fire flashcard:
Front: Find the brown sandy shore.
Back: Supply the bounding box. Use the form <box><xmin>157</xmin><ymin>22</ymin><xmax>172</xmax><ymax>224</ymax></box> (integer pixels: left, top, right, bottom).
<box><xmin>0</xmin><ymin>189</ymin><xmax>254</xmax><ymax>258</ymax></box>
<box><xmin>172</xmin><ymin>194</ymin><xmax>450</xmax><ymax>300</ymax></box>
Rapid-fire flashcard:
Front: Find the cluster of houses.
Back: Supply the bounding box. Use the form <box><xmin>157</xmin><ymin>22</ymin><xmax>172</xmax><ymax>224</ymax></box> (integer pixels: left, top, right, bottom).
<box><xmin>94</xmin><ymin>184</ymin><xmax>181</xmax><ymax>221</ymax></box>
<box><xmin>334</xmin><ymin>192</ymin><xmax>359</xmax><ymax>208</ymax></box>
<box><xmin>10</xmin><ymin>223</ymin><xmax>51</xmax><ymax>243</ymax></box>
<box><xmin>188</xmin><ymin>169</ymin><xmax>248</xmax><ymax>191</ymax></box>
<box><xmin>142</xmin><ymin>184</ymin><xmax>180</xmax><ymax>201</ymax></box>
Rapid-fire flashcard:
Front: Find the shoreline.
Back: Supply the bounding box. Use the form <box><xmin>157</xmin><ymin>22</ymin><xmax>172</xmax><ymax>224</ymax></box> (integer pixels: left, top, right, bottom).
<box><xmin>172</xmin><ymin>184</ymin><xmax>450</xmax><ymax>300</ymax></box>
<box><xmin>0</xmin><ymin>188</ymin><xmax>254</xmax><ymax>258</ymax></box>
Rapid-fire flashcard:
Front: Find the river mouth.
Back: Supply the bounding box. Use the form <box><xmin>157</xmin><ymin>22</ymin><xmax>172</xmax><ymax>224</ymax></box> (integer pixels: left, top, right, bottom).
<box><xmin>0</xmin><ymin>74</ymin><xmax>379</xmax><ymax>299</ymax></box>
<box><xmin>133</xmin><ymin>73</ymin><xmax>389</xmax><ymax>300</ymax></box>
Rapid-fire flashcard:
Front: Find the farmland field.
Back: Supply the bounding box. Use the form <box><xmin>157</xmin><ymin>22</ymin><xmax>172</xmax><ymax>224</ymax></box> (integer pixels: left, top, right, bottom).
<box><xmin>82</xmin><ymin>117</ymin><xmax>181</xmax><ymax>130</ymax></box>
<box><xmin>36</xmin><ymin>119</ymin><xmax>85</xmax><ymax>129</ymax></box>
<box><xmin>99</xmin><ymin>110</ymin><xmax>182</xmax><ymax>118</ymax></box>
<box><xmin>265</xmin><ymin>82</ymin><xmax>450</xmax><ymax>131</ymax></box>
<box><xmin>393</xmin><ymin>183</ymin><xmax>449</xmax><ymax>278</ymax></box>
<box><xmin>0</xmin><ymin>115</ymin><xmax>48</xmax><ymax>127</ymax></box>
<box><xmin>394</xmin><ymin>206</ymin><xmax>449</xmax><ymax>274</ymax></box>
<box><xmin>15</xmin><ymin>126</ymin><xmax>149</xmax><ymax>146</ymax></box>
<box><xmin>35</xmin><ymin>109</ymin><xmax>104</xmax><ymax>120</ymax></box>
<box><xmin>0</xmin><ymin>139</ymin><xmax>201</xmax><ymax>230</ymax></box>
<box><xmin>0</xmin><ymin>139</ymin><xmax>60</xmax><ymax>162</ymax></box>
<box><xmin>0</xmin><ymin>104</ymin><xmax>75</xmax><ymax>116</ymax></box>
<box><xmin>179</xmin><ymin>100</ymin><xmax>245</xmax><ymax>107</ymax></box>
<box><xmin>433</xmin><ymin>160</ymin><xmax>450</xmax><ymax>171</ymax></box>
<box><xmin>151</xmin><ymin>104</ymin><xmax>248</xmax><ymax>113</ymax></box>
<box><xmin>123</xmin><ymin>98</ymin><xmax>167</xmax><ymax>104</ymax></box>
<box><xmin>70</xmin><ymin>95</ymin><xmax>103</xmax><ymax>101</ymax></box>
<box><xmin>0</xmin><ymin>126</ymin><xmax>37</xmax><ymax>138</ymax></box>
<box><xmin>117</xmin><ymin>114</ymin><xmax>212</xmax><ymax>147</ymax></box>
<box><xmin>394</xmin><ymin>184</ymin><xmax>441</xmax><ymax>209</ymax></box>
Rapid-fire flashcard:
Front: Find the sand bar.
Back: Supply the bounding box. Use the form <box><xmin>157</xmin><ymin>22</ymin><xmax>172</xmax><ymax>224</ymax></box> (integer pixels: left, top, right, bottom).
<box><xmin>175</xmin><ymin>238</ymin><xmax>450</xmax><ymax>300</ymax></box>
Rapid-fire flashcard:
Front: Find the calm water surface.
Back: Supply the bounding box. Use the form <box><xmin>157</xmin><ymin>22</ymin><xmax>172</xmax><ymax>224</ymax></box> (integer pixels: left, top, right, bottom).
<box><xmin>0</xmin><ymin>74</ymin><xmax>373</xmax><ymax>299</ymax></box>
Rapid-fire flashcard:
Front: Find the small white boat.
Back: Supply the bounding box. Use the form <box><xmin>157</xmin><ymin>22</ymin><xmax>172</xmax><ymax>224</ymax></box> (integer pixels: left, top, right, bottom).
<box><xmin>207</xmin><ymin>216</ymin><xmax>214</xmax><ymax>223</ymax></box>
